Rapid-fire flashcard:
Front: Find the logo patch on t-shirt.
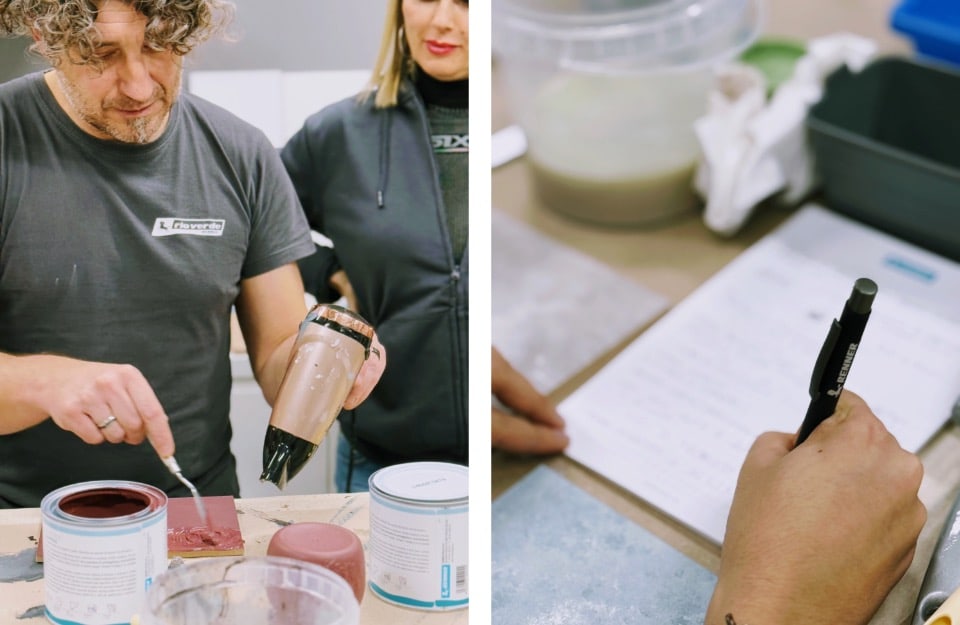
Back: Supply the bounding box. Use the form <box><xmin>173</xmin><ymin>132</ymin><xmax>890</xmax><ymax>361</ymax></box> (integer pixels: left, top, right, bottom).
<box><xmin>152</xmin><ymin>218</ymin><xmax>226</xmax><ymax>237</ymax></box>
<box><xmin>432</xmin><ymin>133</ymin><xmax>469</xmax><ymax>153</ymax></box>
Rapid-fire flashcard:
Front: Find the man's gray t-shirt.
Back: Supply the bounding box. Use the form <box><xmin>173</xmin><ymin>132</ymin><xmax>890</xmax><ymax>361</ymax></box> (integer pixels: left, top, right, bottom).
<box><xmin>0</xmin><ymin>72</ymin><xmax>315</xmax><ymax>507</ymax></box>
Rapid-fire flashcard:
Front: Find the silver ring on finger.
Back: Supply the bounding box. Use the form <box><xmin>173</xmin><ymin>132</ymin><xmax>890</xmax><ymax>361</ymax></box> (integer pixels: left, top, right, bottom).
<box><xmin>97</xmin><ymin>415</ymin><xmax>118</xmax><ymax>429</ymax></box>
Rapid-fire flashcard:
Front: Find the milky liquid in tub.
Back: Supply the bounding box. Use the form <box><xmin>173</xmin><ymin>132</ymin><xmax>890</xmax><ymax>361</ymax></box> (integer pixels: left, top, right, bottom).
<box><xmin>493</xmin><ymin>0</ymin><xmax>761</xmax><ymax>226</ymax></box>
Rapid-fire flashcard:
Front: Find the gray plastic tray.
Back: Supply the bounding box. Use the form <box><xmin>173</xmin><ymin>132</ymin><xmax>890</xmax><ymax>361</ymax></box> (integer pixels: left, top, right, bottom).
<box><xmin>807</xmin><ymin>56</ymin><xmax>960</xmax><ymax>262</ymax></box>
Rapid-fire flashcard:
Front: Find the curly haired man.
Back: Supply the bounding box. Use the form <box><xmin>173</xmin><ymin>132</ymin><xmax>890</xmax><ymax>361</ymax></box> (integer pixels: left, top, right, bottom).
<box><xmin>0</xmin><ymin>0</ymin><xmax>385</xmax><ymax>507</ymax></box>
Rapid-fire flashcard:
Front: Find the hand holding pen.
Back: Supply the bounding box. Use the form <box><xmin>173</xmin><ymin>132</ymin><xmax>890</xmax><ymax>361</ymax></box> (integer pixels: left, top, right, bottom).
<box><xmin>795</xmin><ymin>277</ymin><xmax>878</xmax><ymax>446</ymax></box>
<box><xmin>707</xmin><ymin>390</ymin><xmax>926</xmax><ymax>625</ymax></box>
<box><xmin>706</xmin><ymin>280</ymin><xmax>927</xmax><ymax>625</ymax></box>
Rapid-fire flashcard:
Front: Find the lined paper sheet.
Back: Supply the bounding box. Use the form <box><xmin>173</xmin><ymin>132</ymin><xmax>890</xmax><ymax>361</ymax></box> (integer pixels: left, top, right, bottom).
<box><xmin>187</xmin><ymin>69</ymin><xmax>369</xmax><ymax>147</ymax></box>
<box><xmin>560</xmin><ymin>204</ymin><xmax>960</xmax><ymax>544</ymax></box>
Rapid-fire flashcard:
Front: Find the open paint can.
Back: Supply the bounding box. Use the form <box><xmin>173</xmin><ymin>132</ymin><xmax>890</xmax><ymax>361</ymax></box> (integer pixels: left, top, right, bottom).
<box><xmin>367</xmin><ymin>462</ymin><xmax>468</xmax><ymax>610</ymax></box>
<box><xmin>41</xmin><ymin>480</ymin><xmax>168</xmax><ymax>625</ymax></box>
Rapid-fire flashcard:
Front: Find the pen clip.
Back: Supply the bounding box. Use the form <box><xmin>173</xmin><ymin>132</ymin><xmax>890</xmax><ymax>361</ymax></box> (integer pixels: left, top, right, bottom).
<box><xmin>809</xmin><ymin>319</ymin><xmax>842</xmax><ymax>397</ymax></box>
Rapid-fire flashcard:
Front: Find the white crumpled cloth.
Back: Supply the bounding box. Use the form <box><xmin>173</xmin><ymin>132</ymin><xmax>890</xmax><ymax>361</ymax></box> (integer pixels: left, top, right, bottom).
<box><xmin>693</xmin><ymin>33</ymin><xmax>878</xmax><ymax>236</ymax></box>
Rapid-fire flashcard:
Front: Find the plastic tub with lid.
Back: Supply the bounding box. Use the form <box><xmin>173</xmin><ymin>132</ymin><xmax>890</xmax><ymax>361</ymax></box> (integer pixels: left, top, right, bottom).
<box><xmin>493</xmin><ymin>0</ymin><xmax>762</xmax><ymax>227</ymax></box>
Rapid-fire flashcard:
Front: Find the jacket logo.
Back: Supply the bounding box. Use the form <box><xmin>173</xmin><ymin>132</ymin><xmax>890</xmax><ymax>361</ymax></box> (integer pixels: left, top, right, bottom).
<box><xmin>432</xmin><ymin>133</ymin><xmax>469</xmax><ymax>153</ymax></box>
<box><xmin>152</xmin><ymin>218</ymin><xmax>226</xmax><ymax>237</ymax></box>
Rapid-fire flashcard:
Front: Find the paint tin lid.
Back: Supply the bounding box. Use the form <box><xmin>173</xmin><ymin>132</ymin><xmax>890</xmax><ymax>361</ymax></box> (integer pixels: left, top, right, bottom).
<box><xmin>369</xmin><ymin>462</ymin><xmax>468</xmax><ymax>504</ymax></box>
<box><xmin>42</xmin><ymin>480</ymin><xmax>167</xmax><ymax>527</ymax></box>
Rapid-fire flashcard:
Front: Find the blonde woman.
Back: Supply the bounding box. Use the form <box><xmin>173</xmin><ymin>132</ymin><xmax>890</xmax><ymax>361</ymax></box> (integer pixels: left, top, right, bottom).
<box><xmin>282</xmin><ymin>0</ymin><xmax>469</xmax><ymax>491</ymax></box>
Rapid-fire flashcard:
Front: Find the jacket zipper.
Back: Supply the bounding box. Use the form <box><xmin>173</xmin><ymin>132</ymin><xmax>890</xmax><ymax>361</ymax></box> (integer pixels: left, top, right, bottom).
<box><xmin>408</xmin><ymin>90</ymin><xmax>467</xmax><ymax>458</ymax></box>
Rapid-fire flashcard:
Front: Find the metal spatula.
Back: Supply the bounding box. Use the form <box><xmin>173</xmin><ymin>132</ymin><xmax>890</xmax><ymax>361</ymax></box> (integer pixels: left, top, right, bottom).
<box><xmin>161</xmin><ymin>456</ymin><xmax>210</xmax><ymax>528</ymax></box>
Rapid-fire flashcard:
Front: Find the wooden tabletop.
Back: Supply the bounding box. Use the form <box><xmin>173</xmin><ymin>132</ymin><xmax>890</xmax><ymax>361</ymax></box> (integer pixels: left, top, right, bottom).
<box><xmin>491</xmin><ymin>2</ymin><xmax>960</xmax><ymax>624</ymax></box>
<box><xmin>0</xmin><ymin>493</ymin><xmax>468</xmax><ymax>625</ymax></box>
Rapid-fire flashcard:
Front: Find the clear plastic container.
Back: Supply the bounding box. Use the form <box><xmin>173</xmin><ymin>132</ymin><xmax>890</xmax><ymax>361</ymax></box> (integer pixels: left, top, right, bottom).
<box><xmin>493</xmin><ymin>0</ymin><xmax>762</xmax><ymax>227</ymax></box>
<box><xmin>137</xmin><ymin>556</ymin><xmax>360</xmax><ymax>625</ymax></box>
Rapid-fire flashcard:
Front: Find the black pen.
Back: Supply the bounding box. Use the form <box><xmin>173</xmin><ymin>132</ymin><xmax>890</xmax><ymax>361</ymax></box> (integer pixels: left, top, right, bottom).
<box><xmin>795</xmin><ymin>277</ymin><xmax>878</xmax><ymax>445</ymax></box>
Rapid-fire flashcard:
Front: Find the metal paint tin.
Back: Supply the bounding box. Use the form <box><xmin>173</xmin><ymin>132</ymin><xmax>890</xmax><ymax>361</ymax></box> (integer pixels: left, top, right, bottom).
<box><xmin>367</xmin><ymin>462</ymin><xmax>468</xmax><ymax>611</ymax></box>
<box><xmin>41</xmin><ymin>480</ymin><xmax>168</xmax><ymax>625</ymax></box>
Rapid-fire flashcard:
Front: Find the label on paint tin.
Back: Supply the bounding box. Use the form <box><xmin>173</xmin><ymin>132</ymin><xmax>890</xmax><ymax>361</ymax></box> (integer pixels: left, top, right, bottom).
<box><xmin>41</xmin><ymin>481</ymin><xmax>168</xmax><ymax>625</ymax></box>
<box><xmin>367</xmin><ymin>462</ymin><xmax>468</xmax><ymax>611</ymax></box>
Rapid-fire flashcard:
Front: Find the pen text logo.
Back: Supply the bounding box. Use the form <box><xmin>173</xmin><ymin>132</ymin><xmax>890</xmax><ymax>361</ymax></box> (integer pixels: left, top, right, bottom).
<box><xmin>826</xmin><ymin>342</ymin><xmax>859</xmax><ymax>397</ymax></box>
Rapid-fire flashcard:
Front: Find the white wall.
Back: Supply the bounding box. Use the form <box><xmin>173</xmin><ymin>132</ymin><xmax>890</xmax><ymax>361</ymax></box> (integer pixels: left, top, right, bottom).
<box><xmin>191</xmin><ymin>0</ymin><xmax>387</xmax><ymax>71</ymax></box>
<box><xmin>0</xmin><ymin>1</ymin><xmax>388</xmax><ymax>81</ymax></box>
<box><xmin>0</xmin><ymin>39</ymin><xmax>42</xmax><ymax>82</ymax></box>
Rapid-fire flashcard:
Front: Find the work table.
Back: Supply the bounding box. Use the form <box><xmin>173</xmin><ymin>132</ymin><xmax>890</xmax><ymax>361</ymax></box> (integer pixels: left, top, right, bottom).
<box><xmin>0</xmin><ymin>493</ymin><xmax>468</xmax><ymax>625</ymax></box>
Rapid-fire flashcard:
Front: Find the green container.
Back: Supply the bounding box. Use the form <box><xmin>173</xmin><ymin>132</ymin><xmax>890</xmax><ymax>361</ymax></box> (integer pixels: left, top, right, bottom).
<box><xmin>807</xmin><ymin>56</ymin><xmax>960</xmax><ymax>262</ymax></box>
